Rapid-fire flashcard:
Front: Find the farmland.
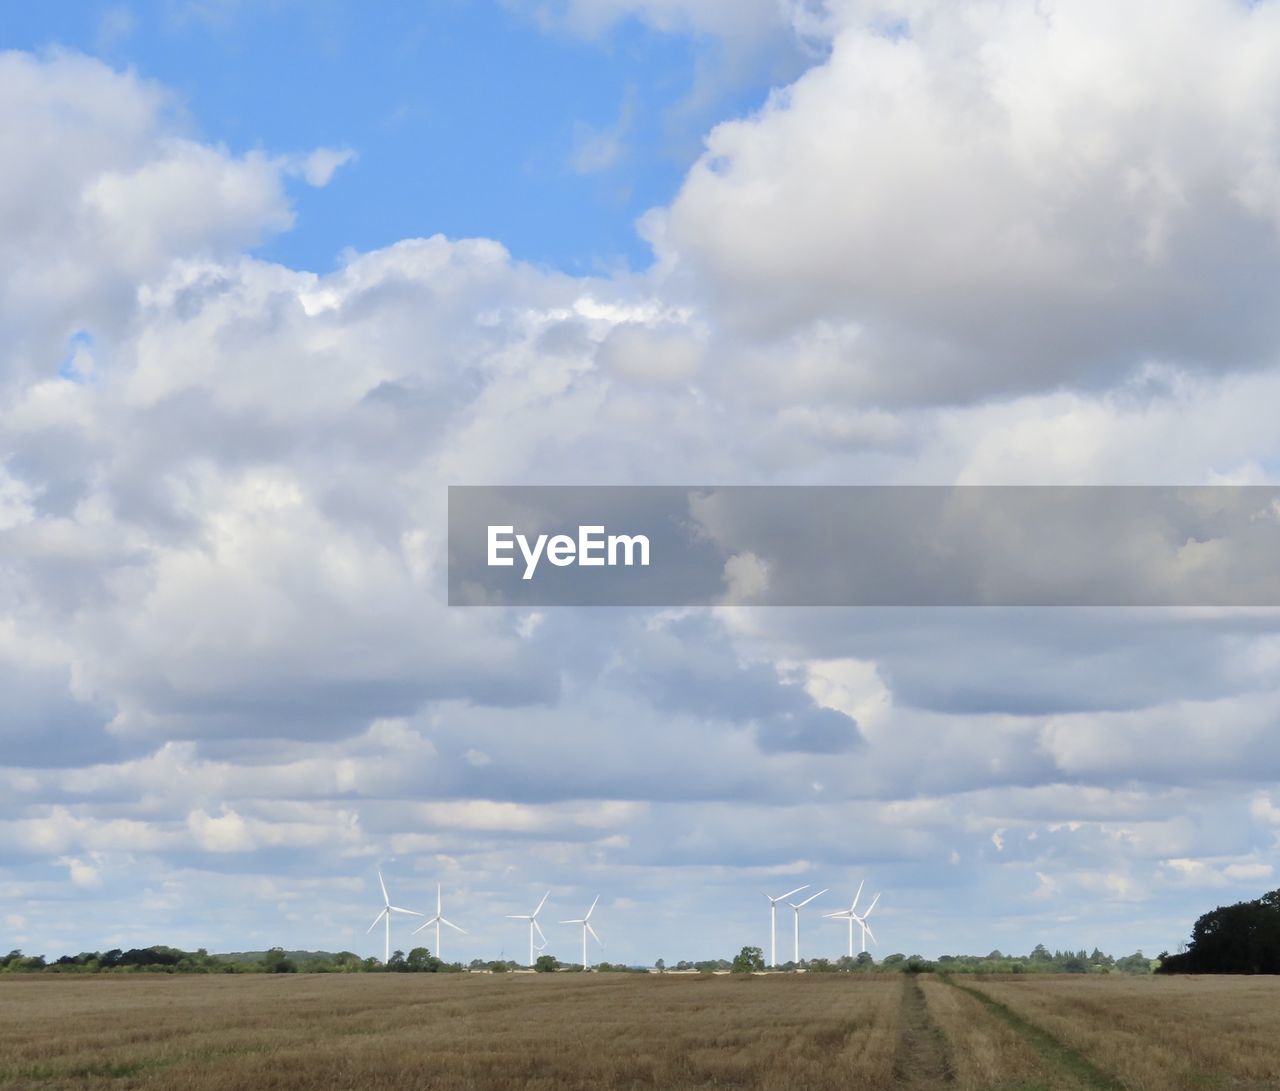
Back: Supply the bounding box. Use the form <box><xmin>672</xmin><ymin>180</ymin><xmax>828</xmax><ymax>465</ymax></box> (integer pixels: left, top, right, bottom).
<box><xmin>3</xmin><ymin>973</ymin><xmax>1280</xmax><ymax>1090</ymax></box>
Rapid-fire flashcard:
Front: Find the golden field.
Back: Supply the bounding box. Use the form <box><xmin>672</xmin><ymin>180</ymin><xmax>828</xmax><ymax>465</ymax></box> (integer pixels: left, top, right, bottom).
<box><xmin>2</xmin><ymin>972</ymin><xmax>1280</xmax><ymax>1090</ymax></box>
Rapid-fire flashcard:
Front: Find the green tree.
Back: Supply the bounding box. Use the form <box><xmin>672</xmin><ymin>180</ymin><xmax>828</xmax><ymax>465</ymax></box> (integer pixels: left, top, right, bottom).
<box><xmin>406</xmin><ymin>947</ymin><xmax>442</xmax><ymax>973</ymax></box>
<box><xmin>1159</xmin><ymin>890</ymin><xmax>1280</xmax><ymax>974</ymax></box>
<box><xmin>534</xmin><ymin>954</ymin><xmax>559</xmax><ymax>973</ymax></box>
<box><xmin>731</xmin><ymin>946</ymin><xmax>764</xmax><ymax>973</ymax></box>
<box><xmin>261</xmin><ymin>947</ymin><xmax>296</xmax><ymax>973</ymax></box>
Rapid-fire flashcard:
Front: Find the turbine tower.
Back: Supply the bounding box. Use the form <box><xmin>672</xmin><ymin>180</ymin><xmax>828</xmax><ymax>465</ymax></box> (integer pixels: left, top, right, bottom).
<box><xmin>763</xmin><ymin>885</ymin><xmax>809</xmax><ymax>968</ymax></box>
<box><xmin>506</xmin><ymin>891</ymin><xmax>550</xmax><ymax>966</ymax></box>
<box><xmin>559</xmin><ymin>896</ymin><xmax>603</xmax><ymax>970</ymax></box>
<box><xmin>411</xmin><ymin>883</ymin><xmax>467</xmax><ymax>961</ymax></box>
<box><xmin>366</xmin><ymin>870</ymin><xmax>423</xmax><ymax>964</ymax></box>
<box><xmin>787</xmin><ymin>888</ymin><xmax>828</xmax><ymax>964</ymax></box>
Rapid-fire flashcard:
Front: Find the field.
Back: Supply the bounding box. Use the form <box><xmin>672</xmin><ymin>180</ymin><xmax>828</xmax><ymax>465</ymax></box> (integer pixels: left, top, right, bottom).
<box><xmin>3</xmin><ymin>973</ymin><xmax>1280</xmax><ymax>1090</ymax></box>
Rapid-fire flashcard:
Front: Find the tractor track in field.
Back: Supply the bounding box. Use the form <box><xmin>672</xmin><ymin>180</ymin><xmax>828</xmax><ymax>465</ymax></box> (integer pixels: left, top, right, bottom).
<box><xmin>892</xmin><ymin>974</ymin><xmax>955</xmax><ymax>1089</ymax></box>
<box><xmin>943</xmin><ymin>976</ymin><xmax>1127</xmax><ymax>1091</ymax></box>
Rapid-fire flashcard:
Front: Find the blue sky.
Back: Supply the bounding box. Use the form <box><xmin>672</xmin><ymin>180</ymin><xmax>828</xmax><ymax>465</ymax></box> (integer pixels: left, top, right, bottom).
<box><xmin>4</xmin><ymin>0</ymin><xmax>790</xmax><ymax>273</ymax></box>
<box><xmin>4</xmin><ymin>0</ymin><xmax>1280</xmax><ymax>968</ymax></box>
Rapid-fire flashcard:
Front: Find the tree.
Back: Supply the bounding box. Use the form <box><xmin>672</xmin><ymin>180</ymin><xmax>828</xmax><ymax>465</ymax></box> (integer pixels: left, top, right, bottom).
<box><xmin>534</xmin><ymin>954</ymin><xmax>559</xmax><ymax>973</ymax></box>
<box><xmin>261</xmin><ymin>947</ymin><xmax>296</xmax><ymax>974</ymax></box>
<box><xmin>406</xmin><ymin>947</ymin><xmax>442</xmax><ymax>973</ymax></box>
<box><xmin>731</xmin><ymin>946</ymin><xmax>764</xmax><ymax>973</ymax></box>
<box><xmin>1159</xmin><ymin>889</ymin><xmax>1280</xmax><ymax>974</ymax></box>
<box><xmin>654</xmin><ymin>958</ymin><xmax>665</xmax><ymax>972</ymax></box>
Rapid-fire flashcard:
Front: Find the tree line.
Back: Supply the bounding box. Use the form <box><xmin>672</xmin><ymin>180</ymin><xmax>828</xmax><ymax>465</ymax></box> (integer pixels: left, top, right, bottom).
<box><xmin>1157</xmin><ymin>888</ymin><xmax>1280</xmax><ymax>974</ymax></box>
<box><xmin>1</xmin><ymin>943</ymin><xmax>1156</xmax><ymax>975</ymax></box>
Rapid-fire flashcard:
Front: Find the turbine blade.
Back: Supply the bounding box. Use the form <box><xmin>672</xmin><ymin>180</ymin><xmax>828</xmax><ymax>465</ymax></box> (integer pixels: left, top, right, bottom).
<box><xmin>378</xmin><ymin>871</ymin><xmax>389</xmax><ymax>905</ymax></box>
<box><xmin>532</xmin><ymin>891</ymin><xmax>550</xmax><ymax>918</ymax></box>
<box><xmin>851</xmin><ymin>879</ymin><xmax>864</xmax><ymax>913</ymax></box>
<box><xmin>437</xmin><ymin>884</ymin><xmax>442</xmax><ymax>915</ymax></box>
<box><xmin>865</xmin><ymin>893</ymin><xmax>881</xmax><ymax>917</ymax></box>
<box><xmin>796</xmin><ymin>888</ymin><xmax>829</xmax><ymax>908</ymax></box>
<box><xmin>585</xmin><ymin>895</ymin><xmax>599</xmax><ymax>920</ymax></box>
<box><xmin>411</xmin><ymin>920</ymin><xmax>431</xmax><ymax>935</ymax></box>
<box><xmin>442</xmin><ymin>918</ymin><xmax>467</xmax><ymax>934</ymax></box>
<box><xmin>559</xmin><ymin>919</ymin><xmax>584</xmax><ymax>925</ymax></box>
<box><xmin>778</xmin><ymin>884</ymin><xmax>809</xmax><ymax>902</ymax></box>
<box><xmin>367</xmin><ymin>909</ymin><xmax>387</xmax><ymax>933</ymax></box>
<box><xmin>389</xmin><ymin>906</ymin><xmax>423</xmax><ymax>916</ymax></box>
<box><xmin>533</xmin><ymin>919</ymin><xmax>548</xmax><ymax>944</ymax></box>
<box><xmin>864</xmin><ymin>923</ymin><xmax>877</xmax><ymax>945</ymax></box>
<box><xmin>586</xmin><ymin>922</ymin><xmax>602</xmax><ymax>946</ymax></box>
<box><xmin>506</xmin><ymin>914</ymin><xmax>530</xmax><ymax>920</ymax></box>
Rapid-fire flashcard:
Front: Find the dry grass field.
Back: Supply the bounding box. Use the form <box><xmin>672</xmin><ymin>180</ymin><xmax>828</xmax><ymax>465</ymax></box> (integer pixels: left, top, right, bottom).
<box><xmin>2</xmin><ymin>972</ymin><xmax>1280</xmax><ymax>1090</ymax></box>
<box><xmin>965</xmin><ymin>974</ymin><xmax>1280</xmax><ymax>1090</ymax></box>
<box><xmin>0</xmin><ymin>973</ymin><xmax>900</xmax><ymax>1091</ymax></box>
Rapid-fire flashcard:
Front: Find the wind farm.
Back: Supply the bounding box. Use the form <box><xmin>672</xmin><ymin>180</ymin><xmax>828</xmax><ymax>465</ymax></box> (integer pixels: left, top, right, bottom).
<box><xmin>9</xmin><ymin>869</ymin><xmax>1264</xmax><ymax>1091</ymax></box>
<box><xmin>355</xmin><ymin>872</ymin><xmax>885</xmax><ymax>972</ymax></box>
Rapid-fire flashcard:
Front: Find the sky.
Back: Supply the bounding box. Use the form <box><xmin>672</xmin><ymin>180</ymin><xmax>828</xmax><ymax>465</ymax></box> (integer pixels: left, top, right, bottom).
<box><xmin>4</xmin><ymin>0</ymin><xmax>1280</xmax><ymax>967</ymax></box>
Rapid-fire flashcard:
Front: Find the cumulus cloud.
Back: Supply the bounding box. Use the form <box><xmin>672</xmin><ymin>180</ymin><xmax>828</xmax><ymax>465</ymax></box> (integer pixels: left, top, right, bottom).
<box><xmin>656</xmin><ymin>0</ymin><xmax>1280</xmax><ymax>403</ymax></box>
<box><xmin>0</xmin><ymin>51</ymin><xmax>309</xmax><ymax>395</ymax></box>
<box><xmin>8</xmin><ymin>19</ymin><xmax>1280</xmax><ymax>964</ymax></box>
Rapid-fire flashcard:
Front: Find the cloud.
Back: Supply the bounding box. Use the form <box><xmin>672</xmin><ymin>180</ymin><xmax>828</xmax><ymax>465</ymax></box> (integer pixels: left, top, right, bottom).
<box><xmin>655</xmin><ymin>0</ymin><xmax>1280</xmax><ymax>403</ymax></box>
<box><xmin>296</xmin><ymin>147</ymin><xmax>355</xmax><ymax>188</ymax></box>
<box><xmin>7</xmin><ymin>24</ymin><xmax>1280</xmax><ymax>964</ymax></box>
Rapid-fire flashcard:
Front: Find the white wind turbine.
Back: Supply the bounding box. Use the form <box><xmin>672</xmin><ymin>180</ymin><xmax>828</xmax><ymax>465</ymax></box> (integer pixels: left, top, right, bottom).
<box><xmin>411</xmin><ymin>883</ymin><xmax>467</xmax><ymax>961</ymax></box>
<box><xmin>366</xmin><ymin>870</ymin><xmax>423</xmax><ymax>964</ymax></box>
<box><xmin>763</xmin><ymin>885</ymin><xmax>809</xmax><ymax>968</ymax></box>
<box><xmin>506</xmin><ymin>891</ymin><xmax>550</xmax><ymax>966</ymax></box>
<box><xmin>825</xmin><ymin>883</ymin><xmax>881</xmax><ymax>955</ymax></box>
<box><xmin>851</xmin><ymin>892</ymin><xmax>881</xmax><ymax>953</ymax></box>
<box><xmin>560</xmin><ymin>896</ymin><xmax>603</xmax><ymax>970</ymax></box>
<box><xmin>787</xmin><ymin>887</ymin><xmax>828</xmax><ymax>964</ymax></box>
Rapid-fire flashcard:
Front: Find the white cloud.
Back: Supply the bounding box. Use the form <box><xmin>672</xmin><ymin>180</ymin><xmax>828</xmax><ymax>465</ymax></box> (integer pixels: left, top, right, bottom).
<box><xmin>58</xmin><ymin>854</ymin><xmax>104</xmax><ymax>889</ymax></box>
<box><xmin>657</xmin><ymin>0</ymin><xmax>1280</xmax><ymax>403</ymax></box>
<box><xmin>187</xmin><ymin>809</ymin><xmax>254</xmax><ymax>853</ymax></box>
<box><xmin>7</xmin><ymin>22</ymin><xmax>1280</xmax><ymax>963</ymax></box>
<box><xmin>296</xmin><ymin>147</ymin><xmax>355</xmax><ymax>188</ymax></box>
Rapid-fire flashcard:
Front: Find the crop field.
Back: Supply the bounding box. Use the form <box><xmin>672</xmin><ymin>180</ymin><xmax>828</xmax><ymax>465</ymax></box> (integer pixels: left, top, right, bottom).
<box><xmin>3</xmin><ymin>973</ymin><xmax>1280</xmax><ymax>1091</ymax></box>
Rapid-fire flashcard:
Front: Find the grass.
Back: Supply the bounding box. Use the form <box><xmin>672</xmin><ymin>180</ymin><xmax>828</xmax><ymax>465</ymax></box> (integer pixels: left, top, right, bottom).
<box><xmin>941</xmin><ymin>977</ymin><xmax>1124</xmax><ymax>1091</ymax></box>
<box><xmin>962</xmin><ymin>975</ymin><xmax>1280</xmax><ymax>1091</ymax></box>
<box><xmin>4</xmin><ymin>973</ymin><xmax>1280</xmax><ymax>1090</ymax></box>
<box><xmin>0</xmin><ymin>973</ymin><xmax>901</xmax><ymax>1090</ymax></box>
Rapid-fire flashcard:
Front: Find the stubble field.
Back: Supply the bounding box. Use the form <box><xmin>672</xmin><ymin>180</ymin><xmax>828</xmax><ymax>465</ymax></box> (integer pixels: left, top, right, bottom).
<box><xmin>2</xmin><ymin>972</ymin><xmax>1280</xmax><ymax>1090</ymax></box>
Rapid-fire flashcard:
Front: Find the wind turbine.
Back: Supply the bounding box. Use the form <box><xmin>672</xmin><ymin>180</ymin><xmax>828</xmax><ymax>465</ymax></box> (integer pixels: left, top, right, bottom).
<box><xmin>506</xmin><ymin>891</ymin><xmax>550</xmax><ymax>966</ymax></box>
<box><xmin>824</xmin><ymin>880</ymin><xmax>864</xmax><ymax>957</ymax></box>
<box><xmin>411</xmin><ymin>883</ymin><xmax>467</xmax><ymax>961</ymax></box>
<box><xmin>826</xmin><ymin>884</ymin><xmax>881</xmax><ymax>955</ymax></box>
<box><xmin>851</xmin><ymin>892</ymin><xmax>881</xmax><ymax>954</ymax></box>
<box><xmin>366</xmin><ymin>870</ymin><xmax>423</xmax><ymax>964</ymax></box>
<box><xmin>787</xmin><ymin>887</ymin><xmax>828</xmax><ymax>964</ymax></box>
<box><xmin>560</xmin><ymin>896</ymin><xmax>603</xmax><ymax>970</ymax></box>
<box><xmin>763</xmin><ymin>885</ymin><xmax>809</xmax><ymax>968</ymax></box>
